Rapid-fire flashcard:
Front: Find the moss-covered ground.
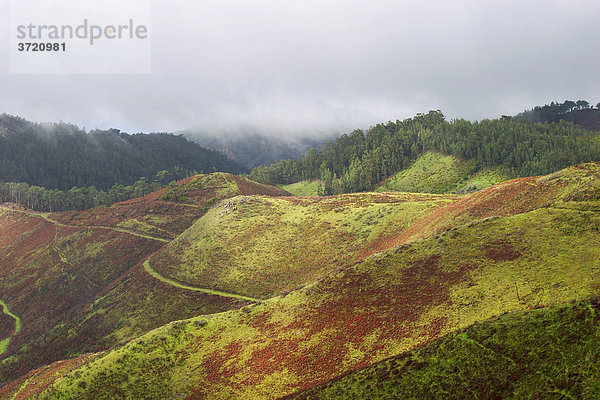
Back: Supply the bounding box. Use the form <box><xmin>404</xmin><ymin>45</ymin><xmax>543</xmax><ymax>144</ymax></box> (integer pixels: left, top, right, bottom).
<box><xmin>31</xmin><ymin>197</ymin><xmax>600</xmax><ymax>399</ymax></box>
<box><xmin>291</xmin><ymin>300</ymin><xmax>600</xmax><ymax>399</ymax></box>
<box><xmin>0</xmin><ymin>173</ymin><xmax>289</xmax><ymax>386</ymax></box>
<box><xmin>280</xmin><ymin>180</ymin><xmax>322</xmax><ymax>196</ymax></box>
<box><xmin>150</xmin><ymin>192</ymin><xmax>454</xmax><ymax>298</ymax></box>
<box><xmin>376</xmin><ymin>152</ymin><xmax>512</xmax><ymax>194</ymax></box>
<box><xmin>3</xmin><ymin>164</ymin><xmax>600</xmax><ymax>399</ymax></box>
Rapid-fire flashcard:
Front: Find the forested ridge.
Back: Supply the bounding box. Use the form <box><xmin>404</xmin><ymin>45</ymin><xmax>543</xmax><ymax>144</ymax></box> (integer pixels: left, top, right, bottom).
<box><xmin>0</xmin><ymin>171</ymin><xmax>182</xmax><ymax>212</ymax></box>
<box><xmin>0</xmin><ymin>114</ymin><xmax>245</xmax><ymax>191</ymax></box>
<box><xmin>514</xmin><ymin>99</ymin><xmax>600</xmax><ymax>125</ymax></box>
<box><xmin>249</xmin><ymin>108</ymin><xmax>600</xmax><ymax>194</ymax></box>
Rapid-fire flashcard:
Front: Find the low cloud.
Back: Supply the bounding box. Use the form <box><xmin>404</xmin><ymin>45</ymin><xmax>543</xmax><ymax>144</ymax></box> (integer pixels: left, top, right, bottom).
<box><xmin>0</xmin><ymin>0</ymin><xmax>599</xmax><ymax>136</ymax></box>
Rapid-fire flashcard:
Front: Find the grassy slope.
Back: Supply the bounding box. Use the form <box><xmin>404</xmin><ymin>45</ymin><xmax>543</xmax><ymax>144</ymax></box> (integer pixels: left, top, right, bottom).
<box><xmin>291</xmin><ymin>300</ymin><xmax>600</xmax><ymax>399</ymax></box>
<box><xmin>0</xmin><ymin>300</ymin><xmax>21</xmax><ymax>355</ymax></box>
<box><xmin>376</xmin><ymin>152</ymin><xmax>512</xmax><ymax>194</ymax></box>
<box><xmin>150</xmin><ymin>192</ymin><xmax>455</xmax><ymax>299</ymax></box>
<box><xmin>26</xmin><ymin>164</ymin><xmax>600</xmax><ymax>398</ymax></box>
<box><xmin>0</xmin><ymin>173</ymin><xmax>288</xmax><ymax>385</ymax></box>
<box><xmin>150</xmin><ymin>162</ymin><xmax>585</xmax><ymax>300</ymax></box>
<box><xmin>280</xmin><ymin>180</ymin><xmax>322</xmax><ymax>196</ymax></box>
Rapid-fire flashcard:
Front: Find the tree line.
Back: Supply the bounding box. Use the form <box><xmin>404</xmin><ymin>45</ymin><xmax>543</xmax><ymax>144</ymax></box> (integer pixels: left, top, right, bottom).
<box><xmin>0</xmin><ymin>114</ymin><xmax>245</xmax><ymax>191</ymax></box>
<box><xmin>0</xmin><ymin>168</ymin><xmax>192</xmax><ymax>212</ymax></box>
<box><xmin>249</xmin><ymin>108</ymin><xmax>600</xmax><ymax>195</ymax></box>
<box><xmin>514</xmin><ymin>99</ymin><xmax>600</xmax><ymax>124</ymax></box>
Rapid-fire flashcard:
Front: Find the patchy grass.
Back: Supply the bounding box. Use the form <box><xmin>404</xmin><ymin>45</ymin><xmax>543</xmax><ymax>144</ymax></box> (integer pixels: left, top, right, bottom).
<box><xmin>161</xmin><ymin>172</ymin><xmax>290</xmax><ymax>204</ymax></box>
<box><xmin>280</xmin><ymin>181</ymin><xmax>322</xmax><ymax>196</ymax></box>
<box><xmin>376</xmin><ymin>152</ymin><xmax>478</xmax><ymax>193</ymax></box>
<box><xmin>5</xmin><ymin>163</ymin><xmax>600</xmax><ymax>398</ymax></box>
<box><xmin>143</xmin><ymin>259</ymin><xmax>260</xmax><ymax>302</ymax></box>
<box><xmin>454</xmin><ymin>165</ymin><xmax>514</xmax><ymax>194</ymax></box>
<box><xmin>0</xmin><ymin>299</ymin><xmax>21</xmax><ymax>355</ymax></box>
<box><xmin>291</xmin><ymin>300</ymin><xmax>600</xmax><ymax>399</ymax></box>
<box><xmin>32</xmin><ymin>200</ymin><xmax>600</xmax><ymax>399</ymax></box>
<box><xmin>376</xmin><ymin>152</ymin><xmax>512</xmax><ymax>194</ymax></box>
<box><xmin>0</xmin><ymin>173</ymin><xmax>290</xmax><ymax>386</ymax></box>
<box><xmin>150</xmin><ymin>192</ymin><xmax>454</xmax><ymax>299</ymax></box>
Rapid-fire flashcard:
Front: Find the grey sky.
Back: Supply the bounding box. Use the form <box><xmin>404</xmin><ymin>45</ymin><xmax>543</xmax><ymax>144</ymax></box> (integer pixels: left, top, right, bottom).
<box><xmin>1</xmin><ymin>0</ymin><xmax>599</xmax><ymax>136</ymax></box>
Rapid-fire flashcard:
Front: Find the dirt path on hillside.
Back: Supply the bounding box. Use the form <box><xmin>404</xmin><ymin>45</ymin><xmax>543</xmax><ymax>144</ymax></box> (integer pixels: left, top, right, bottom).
<box><xmin>143</xmin><ymin>259</ymin><xmax>259</xmax><ymax>302</ymax></box>
<box><xmin>0</xmin><ymin>206</ymin><xmax>170</xmax><ymax>243</ymax></box>
<box><xmin>0</xmin><ymin>299</ymin><xmax>21</xmax><ymax>355</ymax></box>
<box><xmin>0</xmin><ymin>205</ymin><xmax>259</xmax><ymax>302</ymax></box>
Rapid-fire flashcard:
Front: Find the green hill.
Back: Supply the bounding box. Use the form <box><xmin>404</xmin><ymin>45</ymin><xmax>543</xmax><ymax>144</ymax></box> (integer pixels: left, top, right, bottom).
<box><xmin>4</xmin><ymin>163</ymin><xmax>600</xmax><ymax>399</ymax></box>
<box><xmin>0</xmin><ymin>173</ymin><xmax>289</xmax><ymax>385</ymax></box>
<box><xmin>249</xmin><ymin>111</ymin><xmax>600</xmax><ymax>195</ymax></box>
<box><xmin>291</xmin><ymin>300</ymin><xmax>600</xmax><ymax>399</ymax></box>
<box><xmin>280</xmin><ymin>180</ymin><xmax>322</xmax><ymax>196</ymax></box>
<box><xmin>375</xmin><ymin>152</ymin><xmax>512</xmax><ymax>194</ymax></box>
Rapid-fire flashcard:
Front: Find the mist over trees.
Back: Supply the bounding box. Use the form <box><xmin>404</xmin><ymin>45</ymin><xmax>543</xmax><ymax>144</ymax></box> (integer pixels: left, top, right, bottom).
<box><xmin>187</xmin><ymin>130</ymin><xmax>334</xmax><ymax>169</ymax></box>
<box><xmin>514</xmin><ymin>99</ymin><xmax>599</xmax><ymax>124</ymax></box>
<box><xmin>0</xmin><ymin>114</ymin><xmax>245</xmax><ymax>191</ymax></box>
<box><xmin>249</xmin><ymin>109</ymin><xmax>600</xmax><ymax>194</ymax></box>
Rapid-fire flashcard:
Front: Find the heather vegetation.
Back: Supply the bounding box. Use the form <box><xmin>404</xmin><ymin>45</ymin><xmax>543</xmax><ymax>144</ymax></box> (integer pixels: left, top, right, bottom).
<box><xmin>1</xmin><ymin>162</ymin><xmax>599</xmax><ymax>399</ymax></box>
<box><xmin>1</xmin><ymin>106</ymin><xmax>600</xmax><ymax>399</ymax></box>
<box><xmin>29</xmin><ymin>183</ymin><xmax>600</xmax><ymax>398</ymax></box>
<box><xmin>291</xmin><ymin>300</ymin><xmax>600</xmax><ymax>399</ymax></box>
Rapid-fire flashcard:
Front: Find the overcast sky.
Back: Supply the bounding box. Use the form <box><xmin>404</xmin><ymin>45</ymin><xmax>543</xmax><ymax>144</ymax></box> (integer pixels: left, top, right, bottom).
<box><xmin>1</xmin><ymin>0</ymin><xmax>599</xmax><ymax>136</ymax></box>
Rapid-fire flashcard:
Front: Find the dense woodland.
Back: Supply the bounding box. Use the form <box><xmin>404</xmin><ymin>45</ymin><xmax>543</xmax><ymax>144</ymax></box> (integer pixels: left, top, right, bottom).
<box><xmin>0</xmin><ymin>169</ymin><xmax>187</xmax><ymax>212</ymax></box>
<box><xmin>3</xmin><ymin>103</ymin><xmax>600</xmax><ymax>210</ymax></box>
<box><xmin>514</xmin><ymin>99</ymin><xmax>600</xmax><ymax>124</ymax></box>
<box><xmin>249</xmin><ymin>108</ymin><xmax>600</xmax><ymax>194</ymax></box>
<box><xmin>0</xmin><ymin>114</ymin><xmax>245</xmax><ymax>191</ymax></box>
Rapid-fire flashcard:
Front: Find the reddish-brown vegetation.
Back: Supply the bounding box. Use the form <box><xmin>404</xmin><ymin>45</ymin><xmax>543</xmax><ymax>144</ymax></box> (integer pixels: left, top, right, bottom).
<box><xmin>483</xmin><ymin>239</ymin><xmax>522</xmax><ymax>261</ymax></box>
<box><xmin>187</xmin><ymin>254</ymin><xmax>473</xmax><ymax>397</ymax></box>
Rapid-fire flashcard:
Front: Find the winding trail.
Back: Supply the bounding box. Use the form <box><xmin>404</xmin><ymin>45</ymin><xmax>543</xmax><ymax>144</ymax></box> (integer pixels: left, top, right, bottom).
<box><xmin>143</xmin><ymin>259</ymin><xmax>259</xmax><ymax>302</ymax></box>
<box><xmin>34</xmin><ymin>212</ymin><xmax>170</xmax><ymax>243</ymax></box>
<box><xmin>0</xmin><ymin>299</ymin><xmax>21</xmax><ymax>355</ymax></box>
<box><xmin>1</xmin><ymin>205</ymin><xmax>258</xmax><ymax>302</ymax></box>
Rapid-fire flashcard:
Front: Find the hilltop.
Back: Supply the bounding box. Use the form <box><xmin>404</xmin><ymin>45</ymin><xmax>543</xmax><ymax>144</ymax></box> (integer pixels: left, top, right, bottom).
<box><xmin>249</xmin><ymin>110</ymin><xmax>600</xmax><ymax>195</ymax></box>
<box><xmin>1</xmin><ymin>163</ymin><xmax>599</xmax><ymax>398</ymax></box>
<box><xmin>514</xmin><ymin>99</ymin><xmax>600</xmax><ymax>131</ymax></box>
<box><xmin>0</xmin><ymin>114</ymin><xmax>245</xmax><ymax>191</ymax></box>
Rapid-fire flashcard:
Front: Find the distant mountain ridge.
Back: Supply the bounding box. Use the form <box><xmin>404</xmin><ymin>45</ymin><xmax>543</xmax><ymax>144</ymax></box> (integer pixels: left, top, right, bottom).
<box><xmin>184</xmin><ymin>129</ymin><xmax>337</xmax><ymax>169</ymax></box>
<box><xmin>514</xmin><ymin>99</ymin><xmax>600</xmax><ymax>131</ymax></box>
<box><xmin>0</xmin><ymin>114</ymin><xmax>246</xmax><ymax>191</ymax></box>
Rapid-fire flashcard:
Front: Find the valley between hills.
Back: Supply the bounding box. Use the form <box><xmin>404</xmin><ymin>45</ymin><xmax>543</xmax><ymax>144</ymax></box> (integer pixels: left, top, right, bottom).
<box><xmin>0</xmin><ymin>156</ymin><xmax>599</xmax><ymax>399</ymax></box>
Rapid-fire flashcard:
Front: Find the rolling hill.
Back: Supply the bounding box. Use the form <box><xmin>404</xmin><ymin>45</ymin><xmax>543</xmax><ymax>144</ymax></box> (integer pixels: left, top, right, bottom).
<box><xmin>0</xmin><ymin>173</ymin><xmax>289</xmax><ymax>386</ymax></box>
<box><xmin>1</xmin><ymin>162</ymin><xmax>599</xmax><ymax>399</ymax></box>
<box><xmin>375</xmin><ymin>152</ymin><xmax>513</xmax><ymax>194</ymax></box>
<box><xmin>290</xmin><ymin>299</ymin><xmax>600</xmax><ymax>399</ymax></box>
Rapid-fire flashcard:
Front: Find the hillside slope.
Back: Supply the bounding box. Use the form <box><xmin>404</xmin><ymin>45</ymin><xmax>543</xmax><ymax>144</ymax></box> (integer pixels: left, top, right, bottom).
<box><xmin>375</xmin><ymin>152</ymin><xmax>512</xmax><ymax>194</ymax></box>
<box><xmin>7</xmin><ymin>163</ymin><xmax>600</xmax><ymax>399</ymax></box>
<box><xmin>290</xmin><ymin>300</ymin><xmax>600</xmax><ymax>399</ymax></box>
<box><xmin>0</xmin><ymin>173</ymin><xmax>289</xmax><ymax>385</ymax></box>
